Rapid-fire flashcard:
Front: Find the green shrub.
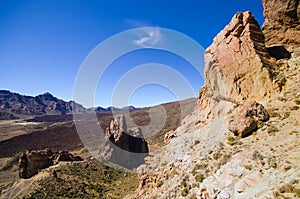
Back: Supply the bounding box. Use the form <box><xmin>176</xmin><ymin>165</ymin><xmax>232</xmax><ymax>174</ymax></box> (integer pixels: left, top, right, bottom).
<box><xmin>156</xmin><ymin>180</ymin><xmax>163</xmax><ymax>187</ymax></box>
<box><xmin>294</xmin><ymin>98</ymin><xmax>300</xmax><ymax>105</ymax></box>
<box><xmin>270</xmin><ymin>162</ymin><xmax>277</xmax><ymax>169</ymax></box>
<box><xmin>195</xmin><ymin>174</ymin><xmax>205</xmax><ymax>183</ymax></box>
<box><xmin>181</xmin><ymin>180</ymin><xmax>187</xmax><ymax>187</ymax></box>
<box><xmin>244</xmin><ymin>165</ymin><xmax>252</xmax><ymax>170</ymax></box>
<box><xmin>294</xmin><ymin>188</ymin><xmax>300</xmax><ymax>197</ymax></box>
<box><xmin>181</xmin><ymin>187</ymin><xmax>188</xmax><ymax>197</ymax></box>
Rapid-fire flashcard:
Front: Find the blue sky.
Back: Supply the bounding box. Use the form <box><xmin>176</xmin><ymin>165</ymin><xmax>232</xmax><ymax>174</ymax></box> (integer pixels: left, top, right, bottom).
<box><xmin>0</xmin><ymin>0</ymin><xmax>264</xmax><ymax>108</ymax></box>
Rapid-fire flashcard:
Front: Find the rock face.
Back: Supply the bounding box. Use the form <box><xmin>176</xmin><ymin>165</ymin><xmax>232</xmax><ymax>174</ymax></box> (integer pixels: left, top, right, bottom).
<box><xmin>18</xmin><ymin>149</ymin><xmax>82</xmax><ymax>179</ymax></box>
<box><xmin>204</xmin><ymin>12</ymin><xmax>275</xmax><ymax>107</ymax></box>
<box><xmin>19</xmin><ymin>149</ymin><xmax>53</xmax><ymax>179</ymax></box>
<box><xmin>100</xmin><ymin>115</ymin><xmax>149</xmax><ymax>169</ymax></box>
<box><xmin>262</xmin><ymin>0</ymin><xmax>300</xmax><ymax>54</ymax></box>
<box><xmin>228</xmin><ymin>101</ymin><xmax>269</xmax><ymax>137</ymax></box>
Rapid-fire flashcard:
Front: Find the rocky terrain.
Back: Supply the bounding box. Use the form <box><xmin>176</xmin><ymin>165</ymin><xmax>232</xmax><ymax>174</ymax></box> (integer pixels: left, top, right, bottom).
<box><xmin>125</xmin><ymin>0</ymin><xmax>300</xmax><ymax>198</ymax></box>
<box><xmin>0</xmin><ymin>97</ymin><xmax>196</xmax><ymax>197</ymax></box>
<box><xmin>0</xmin><ymin>0</ymin><xmax>299</xmax><ymax>198</ymax></box>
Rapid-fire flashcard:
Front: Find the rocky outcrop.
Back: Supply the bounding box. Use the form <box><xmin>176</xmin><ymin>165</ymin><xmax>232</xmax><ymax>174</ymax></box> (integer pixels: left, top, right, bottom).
<box><xmin>52</xmin><ymin>150</ymin><xmax>83</xmax><ymax>164</ymax></box>
<box><xmin>262</xmin><ymin>0</ymin><xmax>300</xmax><ymax>54</ymax></box>
<box><xmin>100</xmin><ymin>115</ymin><xmax>149</xmax><ymax>169</ymax></box>
<box><xmin>204</xmin><ymin>11</ymin><xmax>274</xmax><ymax>108</ymax></box>
<box><xmin>19</xmin><ymin>149</ymin><xmax>53</xmax><ymax>179</ymax></box>
<box><xmin>228</xmin><ymin>101</ymin><xmax>269</xmax><ymax>137</ymax></box>
<box><xmin>18</xmin><ymin>149</ymin><xmax>82</xmax><ymax>179</ymax></box>
<box><xmin>128</xmin><ymin>2</ymin><xmax>300</xmax><ymax>199</ymax></box>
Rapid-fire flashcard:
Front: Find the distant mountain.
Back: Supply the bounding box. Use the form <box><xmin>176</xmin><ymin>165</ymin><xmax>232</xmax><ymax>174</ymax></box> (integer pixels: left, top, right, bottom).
<box><xmin>0</xmin><ymin>90</ymin><xmax>86</xmax><ymax>119</ymax></box>
<box><xmin>0</xmin><ymin>90</ymin><xmax>140</xmax><ymax>120</ymax></box>
<box><xmin>88</xmin><ymin>105</ymin><xmax>139</xmax><ymax>112</ymax></box>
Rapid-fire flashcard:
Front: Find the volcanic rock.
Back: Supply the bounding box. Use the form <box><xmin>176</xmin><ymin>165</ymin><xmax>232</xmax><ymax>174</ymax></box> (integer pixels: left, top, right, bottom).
<box><xmin>18</xmin><ymin>149</ymin><xmax>82</xmax><ymax>179</ymax></box>
<box><xmin>100</xmin><ymin>115</ymin><xmax>149</xmax><ymax>169</ymax></box>
<box><xmin>228</xmin><ymin>101</ymin><xmax>269</xmax><ymax>137</ymax></box>
<box><xmin>18</xmin><ymin>149</ymin><xmax>53</xmax><ymax>179</ymax></box>
<box><xmin>262</xmin><ymin>0</ymin><xmax>300</xmax><ymax>54</ymax></box>
<box><xmin>52</xmin><ymin>150</ymin><xmax>83</xmax><ymax>164</ymax></box>
<box><xmin>204</xmin><ymin>12</ymin><xmax>275</xmax><ymax>106</ymax></box>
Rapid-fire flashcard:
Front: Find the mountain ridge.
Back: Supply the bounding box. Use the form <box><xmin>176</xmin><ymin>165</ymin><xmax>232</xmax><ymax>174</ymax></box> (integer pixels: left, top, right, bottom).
<box><xmin>0</xmin><ymin>90</ymin><xmax>141</xmax><ymax>120</ymax></box>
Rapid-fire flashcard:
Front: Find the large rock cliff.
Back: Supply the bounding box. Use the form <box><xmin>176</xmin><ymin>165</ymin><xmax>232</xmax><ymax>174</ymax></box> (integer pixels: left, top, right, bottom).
<box><xmin>128</xmin><ymin>1</ymin><xmax>300</xmax><ymax>198</ymax></box>
<box><xmin>197</xmin><ymin>11</ymin><xmax>276</xmax><ymax>122</ymax></box>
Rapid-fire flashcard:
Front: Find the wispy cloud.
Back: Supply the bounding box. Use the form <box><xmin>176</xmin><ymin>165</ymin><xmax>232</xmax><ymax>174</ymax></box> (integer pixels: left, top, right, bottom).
<box><xmin>133</xmin><ymin>27</ymin><xmax>162</xmax><ymax>48</ymax></box>
<box><xmin>125</xmin><ymin>19</ymin><xmax>163</xmax><ymax>48</ymax></box>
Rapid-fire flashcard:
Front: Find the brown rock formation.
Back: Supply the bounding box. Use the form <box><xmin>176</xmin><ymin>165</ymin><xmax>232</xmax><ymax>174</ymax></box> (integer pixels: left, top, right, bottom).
<box><xmin>228</xmin><ymin>101</ymin><xmax>269</xmax><ymax>137</ymax></box>
<box><xmin>19</xmin><ymin>149</ymin><xmax>53</xmax><ymax>179</ymax></box>
<box><xmin>262</xmin><ymin>0</ymin><xmax>300</xmax><ymax>54</ymax></box>
<box><xmin>204</xmin><ymin>11</ymin><xmax>275</xmax><ymax>107</ymax></box>
<box><xmin>100</xmin><ymin>115</ymin><xmax>149</xmax><ymax>169</ymax></box>
<box><xmin>18</xmin><ymin>149</ymin><xmax>82</xmax><ymax>179</ymax></box>
<box><xmin>52</xmin><ymin>150</ymin><xmax>83</xmax><ymax>164</ymax></box>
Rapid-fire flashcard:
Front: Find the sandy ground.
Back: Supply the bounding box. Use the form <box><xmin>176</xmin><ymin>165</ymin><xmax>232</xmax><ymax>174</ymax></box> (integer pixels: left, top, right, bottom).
<box><xmin>0</xmin><ymin>119</ymin><xmax>44</xmax><ymax>141</ymax></box>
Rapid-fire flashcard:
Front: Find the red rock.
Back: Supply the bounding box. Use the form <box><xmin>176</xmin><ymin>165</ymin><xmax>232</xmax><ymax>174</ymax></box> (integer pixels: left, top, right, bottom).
<box><xmin>228</xmin><ymin>101</ymin><xmax>269</xmax><ymax>137</ymax></box>
<box><xmin>204</xmin><ymin>12</ymin><xmax>275</xmax><ymax>106</ymax></box>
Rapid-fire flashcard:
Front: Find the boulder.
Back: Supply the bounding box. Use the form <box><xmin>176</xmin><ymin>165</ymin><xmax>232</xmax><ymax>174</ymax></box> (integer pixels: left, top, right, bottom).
<box><xmin>228</xmin><ymin>101</ymin><xmax>269</xmax><ymax>137</ymax></box>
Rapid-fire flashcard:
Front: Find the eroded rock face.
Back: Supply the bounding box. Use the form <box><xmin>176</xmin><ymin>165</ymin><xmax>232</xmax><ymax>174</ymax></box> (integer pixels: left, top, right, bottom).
<box><xmin>262</xmin><ymin>0</ymin><xmax>300</xmax><ymax>54</ymax></box>
<box><xmin>100</xmin><ymin>115</ymin><xmax>149</xmax><ymax>169</ymax></box>
<box><xmin>204</xmin><ymin>12</ymin><xmax>275</xmax><ymax>107</ymax></box>
<box><xmin>18</xmin><ymin>149</ymin><xmax>82</xmax><ymax>179</ymax></box>
<box><xmin>19</xmin><ymin>149</ymin><xmax>53</xmax><ymax>179</ymax></box>
<box><xmin>228</xmin><ymin>101</ymin><xmax>269</xmax><ymax>137</ymax></box>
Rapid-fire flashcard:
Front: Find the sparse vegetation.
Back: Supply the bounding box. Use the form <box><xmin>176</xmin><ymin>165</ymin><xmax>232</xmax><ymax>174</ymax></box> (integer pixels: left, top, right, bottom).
<box><xmin>267</xmin><ymin>126</ymin><xmax>279</xmax><ymax>134</ymax></box>
<box><xmin>244</xmin><ymin>165</ymin><xmax>252</xmax><ymax>170</ymax></box>
<box><xmin>181</xmin><ymin>187</ymin><xmax>188</xmax><ymax>197</ymax></box>
<box><xmin>157</xmin><ymin>180</ymin><xmax>163</xmax><ymax>187</ymax></box>
<box><xmin>195</xmin><ymin>174</ymin><xmax>205</xmax><ymax>183</ymax></box>
<box><xmin>227</xmin><ymin>136</ymin><xmax>235</xmax><ymax>146</ymax></box>
<box><xmin>268</xmin><ymin>110</ymin><xmax>280</xmax><ymax>117</ymax></box>
<box><xmin>24</xmin><ymin>159</ymin><xmax>139</xmax><ymax>198</ymax></box>
<box><xmin>290</xmin><ymin>106</ymin><xmax>299</xmax><ymax>111</ymax></box>
<box><xmin>294</xmin><ymin>188</ymin><xmax>300</xmax><ymax>197</ymax></box>
<box><xmin>181</xmin><ymin>180</ymin><xmax>187</xmax><ymax>188</ymax></box>
<box><xmin>252</xmin><ymin>150</ymin><xmax>264</xmax><ymax>161</ymax></box>
<box><xmin>270</xmin><ymin>161</ymin><xmax>278</xmax><ymax>169</ymax></box>
<box><xmin>0</xmin><ymin>153</ymin><xmax>20</xmax><ymax>171</ymax></box>
<box><xmin>294</xmin><ymin>98</ymin><xmax>300</xmax><ymax>105</ymax></box>
<box><xmin>226</xmin><ymin>135</ymin><xmax>242</xmax><ymax>146</ymax></box>
<box><xmin>213</xmin><ymin>152</ymin><xmax>221</xmax><ymax>160</ymax></box>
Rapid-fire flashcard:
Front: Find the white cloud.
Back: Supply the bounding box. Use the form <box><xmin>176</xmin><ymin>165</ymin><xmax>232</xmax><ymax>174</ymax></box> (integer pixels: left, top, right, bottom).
<box><xmin>133</xmin><ymin>27</ymin><xmax>163</xmax><ymax>48</ymax></box>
